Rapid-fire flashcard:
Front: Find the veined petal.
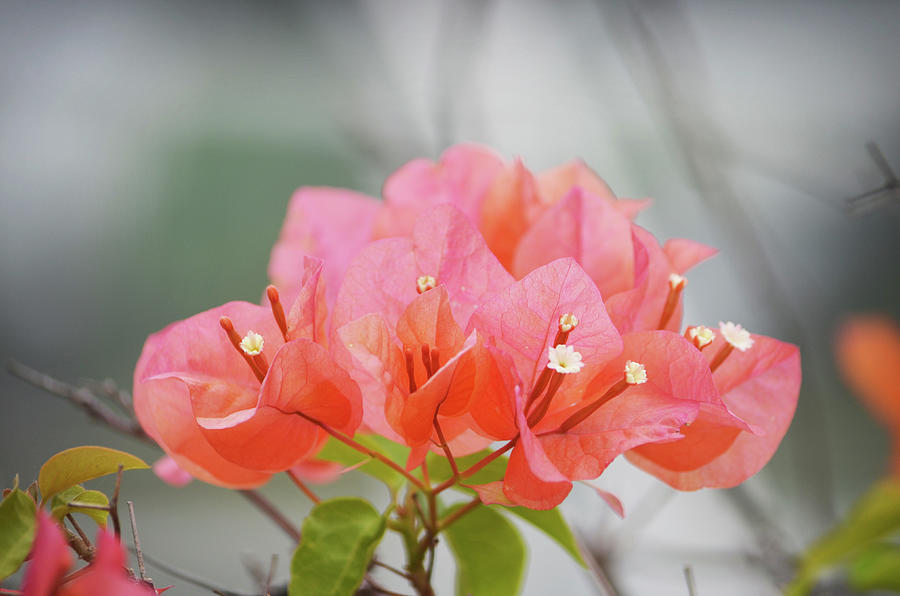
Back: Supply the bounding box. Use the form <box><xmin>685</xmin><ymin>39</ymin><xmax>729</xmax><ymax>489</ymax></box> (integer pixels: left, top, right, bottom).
<box><xmin>468</xmin><ymin>257</ymin><xmax>622</xmax><ymax>391</ymax></box>
<box><xmin>512</xmin><ymin>187</ymin><xmax>636</xmax><ymax>297</ymax></box>
<box><xmin>628</xmin><ymin>332</ymin><xmax>800</xmax><ymax>489</ymax></box>
<box><xmin>268</xmin><ymin>187</ymin><xmax>381</xmax><ymax>306</ymax></box>
<box><xmin>378</xmin><ymin>143</ymin><xmax>505</xmax><ymax>236</ymax></box>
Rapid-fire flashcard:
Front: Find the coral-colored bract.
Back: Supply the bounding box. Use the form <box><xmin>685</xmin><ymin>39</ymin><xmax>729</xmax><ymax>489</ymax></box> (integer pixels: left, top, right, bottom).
<box><xmin>134</xmin><ymin>143</ymin><xmax>801</xmax><ymax>514</ymax></box>
<box><xmin>133</xmin><ymin>258</ymin><xmax>362</xmax><ymax>487</ymax></box>
<box><xmin>837</xmin><ymin>316</ymin><xmax>900</xmax><ymax>477</ymax></box>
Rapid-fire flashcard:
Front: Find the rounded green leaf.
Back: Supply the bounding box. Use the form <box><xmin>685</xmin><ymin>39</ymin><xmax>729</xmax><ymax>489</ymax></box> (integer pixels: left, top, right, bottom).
<box><xmin>0</xmin><ymin>489</ymin><xmax>37</xmax><ymax>580</ymax></box>
<box><xmin>289</xmin><ymin>497</ymin><xmax>386</xmax><ymax>596</ymax></box>
<box><xmin>50</xmin><ymin>486</ymin><xmax>109</xmax><ymax>528</ymax></box>
<box><xmin>444</xmin><ymin>502</ymin><xmax>526</xmax><ymax>596</ymax></box>
<box><xmin>499</xmin><ymin>506</ymin><xmax>585</xmax><ymax>567</ymax></box>
<box><xmin>38</xmin><ymin>446</ymin><xmax>148</xmax><ymax>501</ymax></box>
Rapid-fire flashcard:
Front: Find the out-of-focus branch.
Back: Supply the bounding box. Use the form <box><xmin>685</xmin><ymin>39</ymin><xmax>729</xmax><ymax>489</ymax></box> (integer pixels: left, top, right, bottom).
<box><xmin>845</xmin><ymin>142</ymin><xmax>900</xmax><ymax>215</ymax></box>
<box><xmin>7</xmin><ymin>359</ymin><xmax>148</xmax><ymax>441</ymax></box>
<box><xmin>574</xmin><ymin>530</ymin><xmax>622</xmax><ymax>596</ymax></box>
<box><xmin>238</xmin><ymin>490</ymin><xmax>302</xmax><ymax>543</ymax></box>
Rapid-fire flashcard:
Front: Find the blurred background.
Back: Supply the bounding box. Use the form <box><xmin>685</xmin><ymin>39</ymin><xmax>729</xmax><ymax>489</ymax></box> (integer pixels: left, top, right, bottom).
<box><xmin>2</xmin><ymin>1</ymin><xmax>899</xmax><ymax>594</ymax></box>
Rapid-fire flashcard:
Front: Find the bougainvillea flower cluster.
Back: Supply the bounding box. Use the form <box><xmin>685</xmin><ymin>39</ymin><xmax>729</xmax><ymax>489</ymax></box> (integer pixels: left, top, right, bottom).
<box><xmin>134</xmin><ymin>144</ymin><xmax>802</xmax><ymax>509</ymax></box>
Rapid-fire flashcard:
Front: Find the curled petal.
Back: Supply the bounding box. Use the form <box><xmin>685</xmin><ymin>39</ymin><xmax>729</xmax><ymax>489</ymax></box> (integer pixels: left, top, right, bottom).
<box><xmin>628</xmin><ymin>332</ymin><xmax>800</xmax><ymax>489</ymax></box>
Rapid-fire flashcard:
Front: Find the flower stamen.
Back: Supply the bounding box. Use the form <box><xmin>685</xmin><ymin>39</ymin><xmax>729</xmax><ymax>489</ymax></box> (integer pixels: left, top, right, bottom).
<box><xmin>416</xmin><ymin>275</ymin><xmax>437</xmax><ymax>294</ymax></box>
<box><xmin>554</xmin><ymin>313</ymin><xmax>579</xmax><ymax>345</ymax></box>
<box><xmin>557</xmin><ymin>360</ymin><xmax>648</xmax><ymax>432</ymax></box>
<box><xmin>657</xmin><ymin>274</ymin><xmax>687</xmax><ymax>330</ymax></box>
<box><xmin>219</xmin><ymin>316</ymin><xmax>266</xmax><ymax>382</ymax></box>
<box><xmin>266</xmin><ymin>285</ymin><xmax>289</xmax><ymax>341</ymax></box>
<box><xmin>547</xmin><ymin>344</ymin><xmax>584</xmax><ymax>374</ymax></box>
<box><xmin>709</xmin><ymin>322</ymin><xmax>754</xmax><ymax>373</ymax></box>
<box><xmin>687</xmin><ymin>325</ymin><xmax>715</xmax><ymax>350</ymax></box>
<box><xmin>404</xmin><ymin>347</ymin><xmax>418</xmax><ymax>393</ymax></box>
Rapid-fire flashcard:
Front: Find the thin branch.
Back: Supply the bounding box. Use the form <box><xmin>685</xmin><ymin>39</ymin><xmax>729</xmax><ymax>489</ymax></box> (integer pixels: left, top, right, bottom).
<box><xmin>263</xmin><ymin>554</ymin><xmax>278</xmax><ymax>596</ymax></box>
<box><xmin>239</xmin><ymin>490</ymin><xmax>302</xmax><ymax>543</ymax></box>
<box><xmin>111</xmin><ymin>465</ymin><xmax>123</xmax><ymax>537</ymax></box>
<box><xmin>684</xmin><ymin>565</ymin><xmax>697</xmax><ymax>596</ymax></box>
<box><xmin>372</xmin><ymin>560</ymin><xmax>413</xmax><ymax>581</ymax></box>
<box><xmin>574</xmin><ymin>529</ymin><xmax>621</xmax><ymax>596</ymax></box>
<box><xmin>66</xmin><ymin>514</ymin><xmax>90</xmax><ymax>546</ymax></box>
<box><xmin>7</xmin><ymin>360</ymin><xmax>147</xmax><ymax>440</ymax></box>
<box><xmin>127</xmin><ymin>501</ymin><xmax>149</xmax><ymax>583</ymax></box>
<box><xmin>296</xmin><ymin>413</ymin><xmax>426</xmax><ymax>491</ymax></box>
<box><xmin>286</xmin><ymin>470</ymin><xmax>321</xmax><ymax>505</ymax></box>
<box><xmin>136</xmin><ymin>547</ymin><xmax>277</xmax><ymax>596</ymax></box>
<box><xmin>437</xmin><ymin>498</ymin><xmax>481</xmax><ymax>532</ymax></box>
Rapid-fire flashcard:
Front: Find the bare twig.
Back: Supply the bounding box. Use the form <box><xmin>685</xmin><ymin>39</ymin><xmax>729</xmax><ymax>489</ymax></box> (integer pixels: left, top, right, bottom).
<box><xmin>66</xmin><ymin>514</ymin><xmax>90</xmax><ymax>546</ymax></box>
<box><xmin>845</xmin><ymin>142</ymin><xmax>900</xmax><ymax>214</ymax></box>
<box><xmin>136</xmin><ymin>547</ymin><xmax>282</xmax><ymax>596</ymax></box>
<box><xmin>239</xmin><ymin>490</ymin><xmax>302</xmax><ymax>543</ymax></box>
<box><xmin>574</xmin><ymin>529</ymin><xmax>621</xmax><ymax>596</ymax></box>
<box><xmin>286</xmin><ymin>469</ymin><xmax>321</xmax><ymax>504</ymax></box>
<box><xmin>111</xmin><ymin>465</ymin><xmax>124</xmax><ymax>537</ymax></box>
<box><xmin>7</xmin><ymin>360</ymin><xmax>147</xmax><ymax>440</ymax></box>
<box><xmin>127</xmin><ymin>501</ymin><xmax>150</xmax><ymax>584</ymax></box>
<box><xmin>263</xmin><ymin>554</ymin><xmax>278</xmax><ymax>596</ymax></box>
<box><xmin>684</xmin><ymin>565</ymin><xmax>697</xmax><ymax>596</ymax></box>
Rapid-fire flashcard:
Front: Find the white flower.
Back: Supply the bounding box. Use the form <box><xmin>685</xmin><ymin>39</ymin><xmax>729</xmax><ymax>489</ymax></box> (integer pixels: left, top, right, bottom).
<box><xmin>624</xmin><ymin>360</ymin><xmax>647</xmax><ymax>384</ymax></box>
<box><xmin>558</xmin><ymin>313</ymin><xmax>579</xmax><ymax>333</ymax></box>
<box><xmin>668</xmin><ymin>273</ymin><xmax>686</xmax><ymax>289</ymax></box>
<box><xmin>239</xmin><ymin>331</ymin><xmax>264</xmax><ymax>355</ymax></box>
<box><xmin>688</xmin><ymin>325</ymin><xmax>716</xmax><ymax>348</ymax></box>
<box><xmin>719</xmin><ymin>321</ymin><xmax>754</xmax><ymax>351</ymax></box>
<box><xmin>547</xmin><ymin>344</ymin><xmax>584</xmax><ymax>374</ymax></box>
<box><xmin>416</xmin><ymin>274</ymin><xmax>437</xmax><ymax>294</ymax></box>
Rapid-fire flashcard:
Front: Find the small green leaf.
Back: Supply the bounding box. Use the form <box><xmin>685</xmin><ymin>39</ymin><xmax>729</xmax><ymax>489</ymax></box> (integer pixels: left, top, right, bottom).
<box><xmin>849</xmin><ymin>543</ymin><xmax>900</xmax><ymax>593</ymax></box>
<box><xmin>316</xmin><ymin>435</ymin><xmax>409</xmax><ymax>492</ymax></box>
<box><xmin>0</xmin><ymin>489</ymin><xmax>37</xmax><ymax>580</ymax></box>
<box><xmin>498</xmin><ymin>505</ymin><xmax>586</xmax><ymax>567</ymax></box>
<box><xmin>426</xmin><ymin>449</ymin><xmax>510</xmax><ymax>487</ymax></box>
<box><xmin>787</xmin><ymin>479</ymin><xmax>900</xmax><ymax>595</ymax></box>
<box><xmin>38</xmin><ymin>446</ymin><xmax>148</xmax><ymax>501</ymax></box>
<box><xmin>289</xmin><ymin>497</ymin><xmax>386</xmax><ymax>596</ymax></box>
<box><xmin>50</xmin><ymin>486</ymin><xmax>109</xmax><ymax>528</ymax></box>
<box><xmin>444</xmin><ymin>502</ymin><xmax>527</xmax><ymax>596</ymax></box>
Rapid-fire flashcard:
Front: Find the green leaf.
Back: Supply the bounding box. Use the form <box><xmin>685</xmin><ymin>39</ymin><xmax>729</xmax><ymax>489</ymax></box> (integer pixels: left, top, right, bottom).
<box><xmin>426</xmin><ymin>449</ymin><xmax>509</xmax><ymax>487</ymax></box>
<box><xmin>498</xmin><ymin>505</ymin><xmax>586</xmax><ymax>567</ymax></box>
<box><xmin>316</xmin><ymin>435</ymin><xmax>409</xmax><ymax>493</ymax></box>
<box><xmin>38</xmin><ymin>446</ymin><xmax>148</xmax><ymax>501</ymax></box>
<box><xmin>787</xmin><ymin>479</ymin><xmax>900</xmax><ymax>596</ymax></box>
<box><xmin>0</xmin><ymin>489</ymin><xmax>37</xmax><ymax>580</ymax></box>
<box><xmin>849</xmin><ymin>543</ymin><xmax>900</xmax><ymax>593</ymax></box>
<box><xmin>444</xmin><ymin>502</ymin><xmax>527</xmax><ymax>596</ymax></box>
<box><xmin>50</xmin><ymin>486</ymin><xmax>109</xmax><ymax>528</ymax></box>
<box><xmin>289</xmin><ymin>497</ymin><xmax>386</xmax><ymax>596</ymax></box>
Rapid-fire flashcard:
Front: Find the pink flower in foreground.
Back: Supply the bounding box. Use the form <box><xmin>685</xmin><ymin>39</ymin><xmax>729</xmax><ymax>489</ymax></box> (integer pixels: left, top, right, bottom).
<box><xmin>134</xmin><ymin>259</ymin><xmax>361</xmax><ymax>487</ymax></box>
<box><xmin>23</xmin><ymin>513</ymin><xmax>155</xmax><ymax>596</ymax></box>
<box><xmin>464</xmin><ymin>259</ymin><xmax>744</xmax><ymax>508</ymax></box>
<box><xmin>266</xmin><ymin>144</ymin><xmax>654</xmax><ymax>303</ymax></box>
<box><xmin>333</xmin><ymin>205</ymin><xmax>514</xmax><ymax>457</ymax></box>
<box><xmin>626</xmin><ymin>323</ymin><xmax>801</xmax><ymax>490</ymax></box>
<box><xmin>836</xmin><ymin>316</ymin><xmax>900</xmax><ymax>477</ymax></box>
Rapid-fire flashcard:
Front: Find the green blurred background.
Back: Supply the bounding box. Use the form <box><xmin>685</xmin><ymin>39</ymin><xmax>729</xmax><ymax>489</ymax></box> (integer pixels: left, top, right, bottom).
<box><xmin>2</xmin><ymin>1</ymin><xmax>899</xmax><ymax>594</ymax></box>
